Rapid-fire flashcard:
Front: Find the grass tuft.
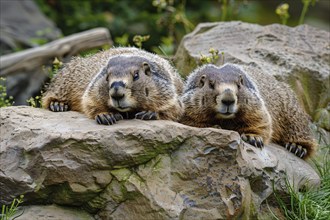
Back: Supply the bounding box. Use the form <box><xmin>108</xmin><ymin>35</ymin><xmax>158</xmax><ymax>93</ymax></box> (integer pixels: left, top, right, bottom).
<box><xmin>273</xmin><ymin>142</ymin><xmax>330</xmax><ymax>220</ymax></box>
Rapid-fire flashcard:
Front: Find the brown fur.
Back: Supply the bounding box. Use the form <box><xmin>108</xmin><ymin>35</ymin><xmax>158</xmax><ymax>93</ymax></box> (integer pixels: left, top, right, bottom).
<box><xmin>180</xmin><ymin>63</ymin><xmax>317</xmax><ymax>159</ymax></box>
<box><xmin>42</xmin><ymin>47</ymin><xmax>184</xmax><ymax>123</ymax></box>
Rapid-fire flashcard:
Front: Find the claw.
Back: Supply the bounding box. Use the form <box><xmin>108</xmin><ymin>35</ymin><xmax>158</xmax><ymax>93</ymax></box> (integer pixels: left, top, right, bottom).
<box><xmin>96</xmin><ymin>115</ymin><xmax>102</xmax><ymax>125</ymax></box>
<box><xmin>59</xmin><ymin>103</ymin><xmax>64</xmax><ymax>112</ymax></box>
<box><xmin>104</xmin><ymin>114</ymin><xmax>114</xmax><ymax>125</ymax></box>
<box><xmin>284</xmin><ymin>142</ymin><xmax>308</xmax><ymax>159</ymax></box>
<box><xmin>64</xmin><ymin>104</ymin><xmax>69</xmax><ymax>111</ymax></box>
<box><xmin>95</xmin><ymin>113</ymin><xmax>118</xmax><ymax>125</ymax></box>
<box><xmin>294</xmin><ymin>145</ymin><xmax>302</xmax><ymax>156</ymax></box>
<box><xmin>50</xmin><ymin>101</ymin><xmax>55</xmax><ymax>111</ymax></box>
<box><xmin>289</xmin><ymin>143</ymin><xmax>297</xmax><ymax>153</ymax></box>
<box><xmin>256</xmin><ymin>136</ymin><xmax>263</xmax><ymax>148</ymax></box>
<box><xmin>49</xmin><ymin>101</ymin><xmax>70</xmax><ymax>112</ymax></box>
<box><xmin>54</xmin><ymin>102</ymin><xmax>59</xmax><ymax>111</ymax></box>
<box><xmin>135</xmin><ymin>111</ymin><xmax>145</xmax><ymax>119</ymax></box>
<box><xmin>241</xmin><ymin>134</ymin><xmax>248</xmax><ymax>142</ymax></box>
<box><xmin>135</xmin><ymin>111</ymin><xmax>158</xmax><ymax>120</ymax></box>
<box><xmin>114</xmin><ymin>113</ymin><xmax>124</xmax><ymax>121</ymax></box>
<box><xmin>141</xmin><ymin>112</ymin><xmax>149</xmax><ymax>120</ymax></box>
<box><xmin>299</xmin><ymin>148</ymin><xmax>307</xmax><ymax>158</ymax></box>
<box><xmin>97</xmin><ymin>114</ymin><xmax>108</xmax><ymax>125</ymax></box>
<box><xmin>241</xmin><ymin>133</ymin><xmax>264</xmax><ymax>148</ymax></box>
<box><xmin>249</xmin><ymin>137</ymin><xmax>256</xmax><ymax>147</ymax></box>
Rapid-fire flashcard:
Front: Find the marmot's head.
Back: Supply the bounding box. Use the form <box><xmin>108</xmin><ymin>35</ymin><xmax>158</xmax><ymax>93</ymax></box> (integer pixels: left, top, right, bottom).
<box><xmin>100</xmin><ymin>55</ymin><xmax>170</xmax><ymax>112</ymax></box>
<box><xmin>184</xmin><ymin>64</ymin><xmax>260</xmax><ymax>119</ymax></box>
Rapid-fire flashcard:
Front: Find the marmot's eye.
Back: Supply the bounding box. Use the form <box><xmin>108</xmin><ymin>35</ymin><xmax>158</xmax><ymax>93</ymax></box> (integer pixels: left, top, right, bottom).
<box><xmin>133</xmin><ymin>71</ymin><xmax>139</xmax><ymax>81</ymax></box>
<box><xmin>209</xmin><ymin>81</ymin><xmax>215</xmax><ymax>89</ymax></box>
<box><xmin>199</xmin><ymin>75</ymin><xmax>206</xmax><ymax>87</ymax></box>
<box><xmin>238</xmin><ymin>75</ymin><xmax>244</xmax><ymax>89</ymax></box>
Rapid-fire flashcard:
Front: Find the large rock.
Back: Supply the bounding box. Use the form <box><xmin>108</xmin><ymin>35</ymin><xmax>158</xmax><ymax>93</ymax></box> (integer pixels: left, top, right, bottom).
<box><xmin>174</xmin><ymin>21</ymin><xmax>330</xmax><ymax>119</ymax></box>
<box><xmin>0</xmin><ymin>0</ymin><xmax>62</xmax><ymax>105</ymax></box>
<box><xmin>0</xmin><ymin>0</ymin><xmax>61</xmax><ymax>54</ymax></box>
<box><xmin>0</xmin><ymin>106</ymin><xmax>320</xmax><ymax>219</ymax></box>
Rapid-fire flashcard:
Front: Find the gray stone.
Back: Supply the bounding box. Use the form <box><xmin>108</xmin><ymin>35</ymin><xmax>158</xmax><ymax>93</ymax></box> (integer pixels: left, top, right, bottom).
<box><xmin>0</xmin><ymin>0</ymin><xmax>62</xmax><ymax>105</ymax></box>
<box><xmin>0</xmin><ymin>106</ymin><xmax>320</xmax><ymax>219</ymax></box>
<box><xmin>13</xmin><ymin>204</ymin><xmax>94</xmax><ymax>220</ymax></box>
<box><xmin>174</xmin><ymin>21</ymin><xmax>330</xmax><ymax>118</ymax></box>
<box><xmin>0</xmin><ymin>0</ymin><xmax>61</xmax><ymax>54</ymax></box>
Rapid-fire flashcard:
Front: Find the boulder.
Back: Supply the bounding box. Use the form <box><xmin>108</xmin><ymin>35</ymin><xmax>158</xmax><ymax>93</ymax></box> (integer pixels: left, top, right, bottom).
<box><xmin>174</xmin><ymin>21</ymin><xmax>330</xmax><ymax>119</ymax></box>
<box><xmin>0</xmin><ymin>0</ymin><xmax>62</xmax><ymax>105</ymax></box>
<box><xmin>0</xmin><ymin>106</ymin><xmax>320</xmax><ymax>219</ymax></box>
<box><xmin>0</xmin><ymin>0</ymin><xmax>61</xmax><ymax>54</ymax></box>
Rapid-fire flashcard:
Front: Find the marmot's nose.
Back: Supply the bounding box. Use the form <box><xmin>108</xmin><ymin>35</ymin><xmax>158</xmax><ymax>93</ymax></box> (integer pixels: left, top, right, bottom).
<box><xmin>110</xmin><ymin>81</ymin><xmax>126</xmax><ymax>101</ymax></box>
<box><xmin>221</xmin><ymin>99</ymin><xmax>235</xmax><ymax>106</ymax></box>
<box><xmin>111</xmin><ymin>92</ymin><xmax>125</xmax><ymax>101</ymax></box>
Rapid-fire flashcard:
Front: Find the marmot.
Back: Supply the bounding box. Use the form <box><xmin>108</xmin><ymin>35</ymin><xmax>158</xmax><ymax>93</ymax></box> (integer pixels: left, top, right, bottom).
<box><xmin>180</xmin><ymin>63</ymin><xmax>317</xmax><ymax>159</ymax></box>
<box><xmin>42</xmin><ymin>47</ymin><xmax>184</xmax><ymax>125</ymax></box>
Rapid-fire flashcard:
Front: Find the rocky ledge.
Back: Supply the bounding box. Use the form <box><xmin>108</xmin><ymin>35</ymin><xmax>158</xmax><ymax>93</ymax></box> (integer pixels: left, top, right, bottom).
<box><xmin>0</xmin><ymin>106</ymin><xmax>320</xmax><ymax>219</ymax></box>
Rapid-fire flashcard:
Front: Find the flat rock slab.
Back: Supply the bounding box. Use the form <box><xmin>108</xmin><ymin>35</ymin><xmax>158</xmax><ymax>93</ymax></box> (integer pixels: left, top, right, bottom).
<box><xmin>0</xmin><ymin>106</ymin><xmax>320</xmax><ymax>219</ymax></box>
<box><xmin>13</xmin><ymin>205</ymin><xmax>94</xmax><ymax>220</ymax></box>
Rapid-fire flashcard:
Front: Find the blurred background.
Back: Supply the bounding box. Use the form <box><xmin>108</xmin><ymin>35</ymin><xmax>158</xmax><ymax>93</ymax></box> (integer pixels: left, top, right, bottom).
<box><xmin>1</xmin><ymin>0</ymin><xmax>330</xmax><ymax>56</ymax></box>
<box><xmin>0</xmin><ymin>0</ymin><xmax>329</xmax><ymax>106</ymax></box>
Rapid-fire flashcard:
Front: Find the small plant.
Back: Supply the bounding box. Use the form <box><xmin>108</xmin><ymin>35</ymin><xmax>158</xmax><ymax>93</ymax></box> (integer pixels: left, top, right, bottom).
<box><xmin>43</xmin><ymin>57</ymin><xmax>63</xmax><ymax>79</ymax></box>
<box><xmin>115</xmin><ymin>33</ymin><xmax>130</xmax><ymax>46</ymax></box>
<box><xmin>26</xmin><ymin>95</ymin><xmax>42</xmax><ymax>108</ymax></box>
<box><xmin>133</xmin><ymin>35</ymin><xmax>150</xmax><ymax>49</ymax></box>
<box><xmin>152</xmin><ymin>36</ymin><xmax>175</xmax><ymax>56</ymax></box>
<box><xmin>276</xmin><ymin>1</ymin><xmax>318</xmax><ymax>26</ymax></box>
<box><xmin>51</xmin><ymin>57</ymin><xmax>63</xmax><ymax>77</ymax></box>
<box><xmin>0</xmin><ymin>77</ymin><xmax>14</xmax><ymax>107</ymax></box>
<box><xmin>152</xmin><ymin>0</ymin><xmax>194</xmax><ymax>53</ymax></box>
<box><xmin>1</xmin><ymin>195</ymin><xmax>24</xmax><ymax>220</ymax></box>
<box><xmin>220</xmin><ymin>0</ymin><xmax>228</xmax><ymax>21</ymax></box>
<box><xmin>299</xmin><ymin>0</ymin><xmax>318</xmax><ymax>25</ymax></box>
<box><xmin>275</xmin><ymin>3</ymin><xmax>290</xmax><ymax>25</ymax></box>
<box><xmin>199</xmin><ymin>48</ymin><xmax>224</xmax><ymax>65</ymax></box>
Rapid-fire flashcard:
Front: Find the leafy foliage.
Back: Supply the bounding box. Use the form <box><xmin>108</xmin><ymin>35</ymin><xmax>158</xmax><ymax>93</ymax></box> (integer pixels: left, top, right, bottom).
<box><xmin>199</xmin><ymin>48</ymin><xmax>224</xmax><ymax>65</ymax></box>
<box><xmin>0</xmin><ymin>78</ymin><xmax>13</xmax><ymax>107</ymax></box>
<box><xmin>36</xmin><ymin>0</ymin><xmax>325</xmax><ymax>55</ymax></box>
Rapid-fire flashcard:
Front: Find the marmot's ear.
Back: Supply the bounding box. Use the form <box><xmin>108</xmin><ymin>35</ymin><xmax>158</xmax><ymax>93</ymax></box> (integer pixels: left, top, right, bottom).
<box><xmin>142</xmin><ymin>62</ymin><xmax>151</xmax><ymax>76</ymax></box>
<box><xmin>199</xmin><ymin>75</ymin><xmax>206</xmax><ymax>88</ymax></box>
<box><xmin>106</xmin><ymin>73</ymin><xmax>110</xmax><ymax>82</ymax></box>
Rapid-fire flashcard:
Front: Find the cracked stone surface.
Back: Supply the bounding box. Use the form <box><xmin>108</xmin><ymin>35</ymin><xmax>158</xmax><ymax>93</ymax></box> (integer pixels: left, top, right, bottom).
<box><xmin>0</xmin><ymin>106</ymin><xmax>320</xmax><ymax>219</ymax></box>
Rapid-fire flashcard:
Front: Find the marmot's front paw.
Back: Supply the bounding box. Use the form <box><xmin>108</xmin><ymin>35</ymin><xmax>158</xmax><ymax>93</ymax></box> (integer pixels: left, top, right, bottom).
<box><xmin>135</xmin><ymin>111</ymin><xmax>158</xmax><ymax>120</ymax></box>
<box><xmin>241</xmin><ymin>133</ymin><xmax>264</xmax><ymax>148</ymax></box>
<box><xmin>95</xmin><ymin>112</ymin><xmax>123</xmax><ymax>125</ymax></box>
<box><xmin>285</xmin><ymin>143</ymin><xmax>307</xmax><ymax>158</ymax></box>
<box><xmin>50</xmin><ymin>101</ymin><xmax>69</xmax><ymax>112</ymax></box>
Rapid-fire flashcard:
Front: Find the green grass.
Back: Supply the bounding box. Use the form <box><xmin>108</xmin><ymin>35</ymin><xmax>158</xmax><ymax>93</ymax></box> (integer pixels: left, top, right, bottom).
<box><xmin>1</xmin><ymin>195</ymin><xmax>24</xmax><ymax>220</ymax></box>
<box><xmin>273</xmin><ymin>143</ymin><xmax>330</xmax><ymax>220</ymax></box>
